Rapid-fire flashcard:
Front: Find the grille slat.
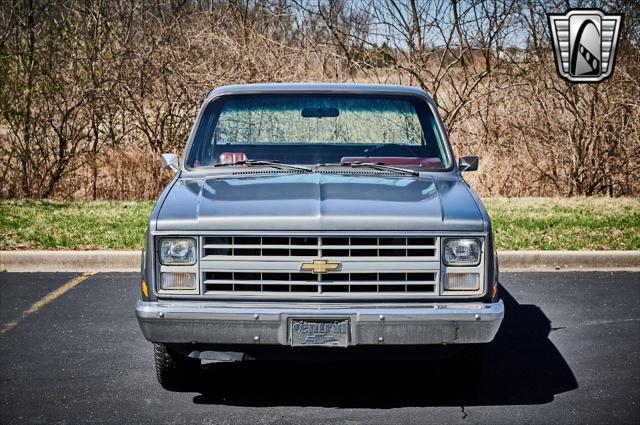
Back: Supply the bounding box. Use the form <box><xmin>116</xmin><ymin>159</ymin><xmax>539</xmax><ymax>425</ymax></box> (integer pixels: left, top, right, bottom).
<box><xmin>203</xmin><ymin>271</ymin><xmax>436</xmax><ymax>294</ymax></box>
<box><xmin>203</xmin><ymin>236</ymin><xmax>437</xmax><ymax>258</ymax></box>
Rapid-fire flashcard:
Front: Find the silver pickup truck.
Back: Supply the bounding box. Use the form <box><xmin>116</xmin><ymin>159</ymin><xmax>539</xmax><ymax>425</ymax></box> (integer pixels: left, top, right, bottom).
<box><xmin>135</xmin><ymin>83</ymin><xmax>504</xmax><ymax>390</ymax></box>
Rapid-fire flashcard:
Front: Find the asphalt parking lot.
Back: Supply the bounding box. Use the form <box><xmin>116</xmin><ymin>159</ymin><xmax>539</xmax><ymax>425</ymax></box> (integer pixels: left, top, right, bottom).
<box><xmin>0</xmin><ymin>271</ymin><xmax>638</xmax><ymax>424</ymax></box>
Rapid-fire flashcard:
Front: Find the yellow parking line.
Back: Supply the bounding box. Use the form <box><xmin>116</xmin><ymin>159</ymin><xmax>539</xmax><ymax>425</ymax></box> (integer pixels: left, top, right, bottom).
<box><xmin>0</xmin><ymin>272</ymin><xmax>95</xmax><ymax>336</ymax></box>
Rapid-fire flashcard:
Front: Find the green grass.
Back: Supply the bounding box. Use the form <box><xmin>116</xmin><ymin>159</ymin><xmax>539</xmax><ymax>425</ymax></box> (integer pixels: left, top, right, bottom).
<box><xmin>0</xmin><ymin>197</ymin><xmax>638</xmax><ymax>250</ymax></box>
<box><xmin>485</xmin><ymin>197</ymin><xmax>640</xmax><ymax>250</ymax></box>
<box><xmin>0</xmin><ymin>200</ymin><xmax>153</xmax><ymax>250</ymax></box>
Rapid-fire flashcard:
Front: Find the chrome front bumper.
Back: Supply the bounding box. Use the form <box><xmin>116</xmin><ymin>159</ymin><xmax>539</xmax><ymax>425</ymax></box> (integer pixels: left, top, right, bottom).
<box><xmin>136</xmin><ymin>300</ymin><xmax>504</xmax><ymax>346</ymax></box>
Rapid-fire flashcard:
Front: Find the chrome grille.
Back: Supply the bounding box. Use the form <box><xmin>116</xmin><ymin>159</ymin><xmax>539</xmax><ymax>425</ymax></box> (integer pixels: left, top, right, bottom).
<box><xmin>203</xmin><ymin>236</ymin><xmax>437</xmax><ymax>259</ymax></box>
<box><xmin>199</xmin><ymin>235</ymin><xmax>441</xmax><ymax>298</ymax></box>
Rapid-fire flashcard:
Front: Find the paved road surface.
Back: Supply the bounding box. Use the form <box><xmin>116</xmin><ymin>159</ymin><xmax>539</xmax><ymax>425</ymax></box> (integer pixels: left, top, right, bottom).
<box><xmin>0</xmin><ymin>271</ymin><xmax>638</xmax><ymax>424</ymax></box>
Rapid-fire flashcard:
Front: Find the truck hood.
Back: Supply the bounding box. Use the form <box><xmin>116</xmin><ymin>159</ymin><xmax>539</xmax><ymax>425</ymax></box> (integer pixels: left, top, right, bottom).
<box><xmin>155</xmin><ymin>173</ymin><xmax>485</xmax><ymax>231</ymax></box>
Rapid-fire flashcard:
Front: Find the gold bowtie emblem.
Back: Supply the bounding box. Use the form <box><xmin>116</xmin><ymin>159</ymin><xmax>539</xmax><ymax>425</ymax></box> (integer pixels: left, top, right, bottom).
<box><xmin>300</xmin><ymin>259</ymin><xmax>341</xmax><ymax>274</ymax></box>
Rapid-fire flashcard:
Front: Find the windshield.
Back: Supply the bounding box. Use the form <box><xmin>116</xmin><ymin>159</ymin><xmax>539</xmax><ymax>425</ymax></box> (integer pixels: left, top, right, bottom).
<box><xmin>186</xmin><ymin>94</ymin><xmax>451</xmax><ymax>169</ymax></box>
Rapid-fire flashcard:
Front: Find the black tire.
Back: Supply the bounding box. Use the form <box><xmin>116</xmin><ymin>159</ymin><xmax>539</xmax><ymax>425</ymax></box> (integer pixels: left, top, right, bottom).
<box><xmin>153</xmin><ymin>343</ymin><xmax>200</xmax><ymax>391</ymax></box>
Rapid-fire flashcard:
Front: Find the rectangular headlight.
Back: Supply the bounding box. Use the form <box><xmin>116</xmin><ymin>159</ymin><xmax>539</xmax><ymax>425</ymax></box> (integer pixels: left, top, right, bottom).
<box><xmin>444</xmin><ymin>273</ymin><xmax>480</xmax><ymax>291</ymax></box>
<box><xmin>160</xmin><ymin>272</ymin><xmax>196</xmax><ymax>290</ymax></box>
<box><xmin>443</xmin><ymin>238</ymin><xmax>482</xmax><ymax>266</ymax></box>
<box><xmin>159</xmin><ymin>238</ymin><xmax>196</xmax><ymax>265</ymax></box>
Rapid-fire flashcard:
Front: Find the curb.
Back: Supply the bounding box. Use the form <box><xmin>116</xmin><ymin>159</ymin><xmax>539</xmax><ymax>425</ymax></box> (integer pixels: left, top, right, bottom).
<box><xmin>1</xmin><ymin>250</ymin><xmax>639</xmax><ymax>272</ymax></box>
<box><xmin>498</xmin><ymin>250</ymin><xmax>640</xmax><ymax>271</ymax></box>
<box><xmin>0</xmin><ymin>251</ymin><xmax>140</xmax><ymax>272</ymax></box>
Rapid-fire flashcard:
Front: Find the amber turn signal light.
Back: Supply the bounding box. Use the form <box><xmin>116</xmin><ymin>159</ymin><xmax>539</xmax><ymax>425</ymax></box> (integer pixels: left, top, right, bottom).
<box><xmin>490</xmin><ymin>280</ymin><xmax>498</xmax><ymax>300</ymax></box>
<box><xmin>141</xmin><ymin>279</ymin><xmax>149</xmax><ymax>298</ymax></box>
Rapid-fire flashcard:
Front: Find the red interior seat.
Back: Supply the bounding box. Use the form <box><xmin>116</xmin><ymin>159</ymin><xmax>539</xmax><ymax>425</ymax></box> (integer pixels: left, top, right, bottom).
<box><xmin>218</xmin><ymin>152</ymin><xmax>248</xmax><ymax>164</ymax></box>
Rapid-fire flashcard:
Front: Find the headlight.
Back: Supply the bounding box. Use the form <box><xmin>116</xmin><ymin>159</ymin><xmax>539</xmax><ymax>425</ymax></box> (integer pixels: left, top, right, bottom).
<box><xmin>443</xmin><ymin>238</ymin><xmax>482</xmax><ymax>266</ymax></box>
<box><xmin>159</xmin><ymin>238</ymin><xmax>196</xmax><ymax>265</ymax></box>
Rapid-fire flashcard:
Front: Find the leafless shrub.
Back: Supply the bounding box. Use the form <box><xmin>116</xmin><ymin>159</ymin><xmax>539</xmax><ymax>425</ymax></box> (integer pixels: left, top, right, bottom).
<box><xmin>0</xmin><ymin>0</ymin><xmax>637</xmax><ymax>199</ymax></box>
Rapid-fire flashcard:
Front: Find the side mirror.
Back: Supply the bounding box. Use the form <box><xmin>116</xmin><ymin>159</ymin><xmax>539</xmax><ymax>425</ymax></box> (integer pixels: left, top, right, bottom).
<box><xmin>161</xmin><ymin>153</ymin><xmax>180</xmax><ymax>171</ymax></box>
<box><xmin>459</xmin><ymin>155</ymin><xmax>479</xmax><ymax>172</ymax></box>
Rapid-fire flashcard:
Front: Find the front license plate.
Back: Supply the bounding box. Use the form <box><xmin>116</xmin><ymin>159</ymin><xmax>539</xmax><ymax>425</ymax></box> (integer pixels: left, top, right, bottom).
<box><xmin>289</xmin><ymin>319</ymin><xmax>350</xmax><ymax>347</ymax></box>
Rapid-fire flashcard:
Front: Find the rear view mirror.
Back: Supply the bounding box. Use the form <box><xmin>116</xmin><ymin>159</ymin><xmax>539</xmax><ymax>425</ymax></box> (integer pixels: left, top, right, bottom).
<box><xmin>161</xmin><ymin>153</ymin><xmax>180</xmax><ymax>171</ymax></box>
<box><xmin>301</xmin><ymin>107</ymin><xmax>339</xmax><ymax>118</ymax></box>
<box><xmin>459</xmin><ymin>155</ymin><xmax>479</xmax><ymax>172</ymax></box>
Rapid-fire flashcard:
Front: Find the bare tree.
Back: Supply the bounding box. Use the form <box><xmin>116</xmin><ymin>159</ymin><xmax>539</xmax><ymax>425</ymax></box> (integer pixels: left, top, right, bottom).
<box><xmin>0</xmin><ymin>0</ymin><xmax>637</xmax><ymax>199</ymax></box>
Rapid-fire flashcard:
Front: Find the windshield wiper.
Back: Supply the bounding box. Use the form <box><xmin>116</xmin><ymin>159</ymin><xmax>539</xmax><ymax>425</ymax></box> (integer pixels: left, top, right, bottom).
<box><xmin>318</xmin><ymin>162</ymin><xmax>419</xmax><ymax>176</ymax></box>
<box><xmin>213</xmin><ymin>160</ymin><xmax>312</xmax><ymax>173</ymax></box>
